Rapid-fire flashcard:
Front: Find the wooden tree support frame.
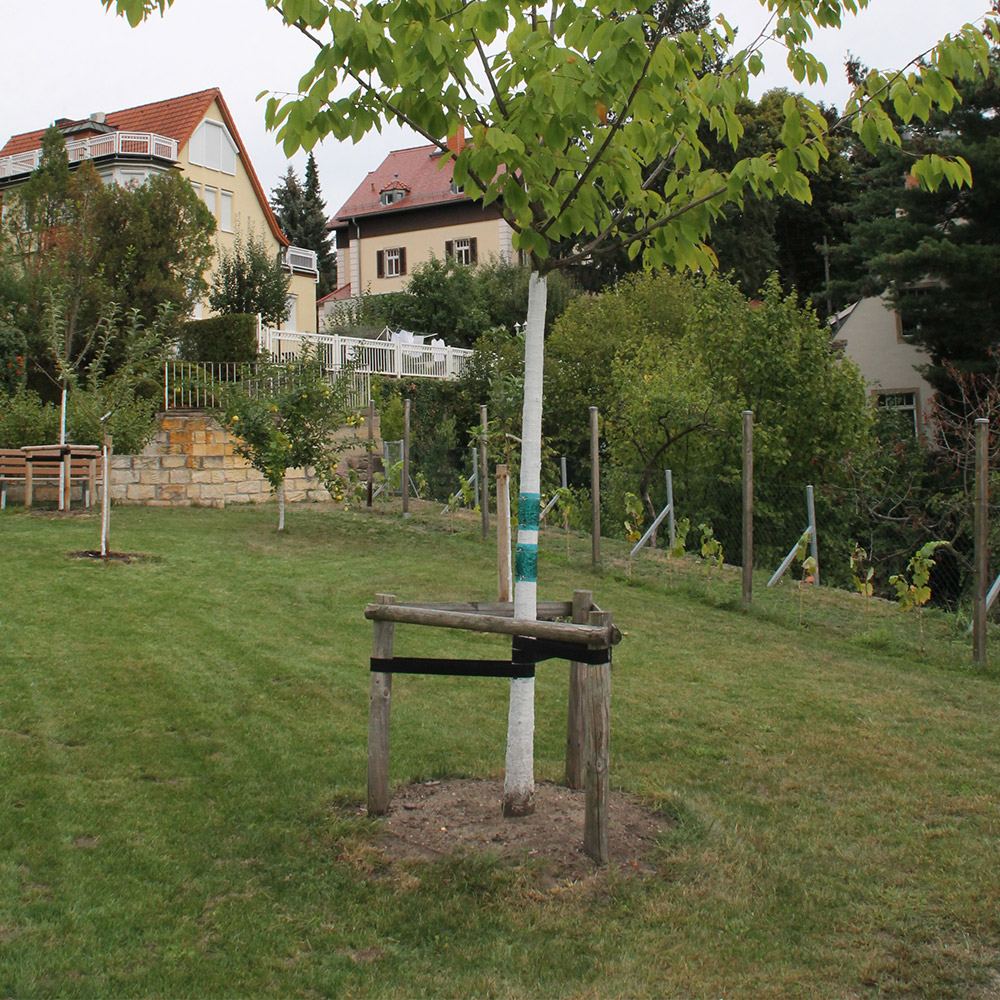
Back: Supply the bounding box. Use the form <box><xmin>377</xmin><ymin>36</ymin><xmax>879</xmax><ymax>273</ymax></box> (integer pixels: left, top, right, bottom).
<box><xmin>364</xmin><ymin>592</ymin><xmax>620</xmax><ymax>865</ymax></box>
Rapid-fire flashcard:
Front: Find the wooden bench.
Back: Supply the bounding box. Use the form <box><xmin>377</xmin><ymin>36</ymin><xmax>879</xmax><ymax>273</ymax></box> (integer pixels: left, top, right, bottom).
<box><xmin>0</xmin><ymin>448</ymin><xmax>27</xmax><ymax>509</ymax></box>
<box><xmin>22</xmin><ymin>444</ymin><xmax>104</xmax><ymax>510</ymax></box>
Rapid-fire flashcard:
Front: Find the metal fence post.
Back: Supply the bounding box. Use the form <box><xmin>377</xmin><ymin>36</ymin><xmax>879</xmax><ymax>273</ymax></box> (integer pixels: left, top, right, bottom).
<box><xmin>806</xmin><ymin>484</ymin><xmax>819</xmax><ymax>586</ymax></box>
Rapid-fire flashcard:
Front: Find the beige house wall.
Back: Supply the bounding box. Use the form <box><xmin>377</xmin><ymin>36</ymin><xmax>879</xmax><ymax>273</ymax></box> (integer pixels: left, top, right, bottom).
<box><xmin>181</xmin><ymin>99</ymin><xmax>317</xmax><ymax>334</ymax></box>
<box><xmin>834</xmin><ymin>295</ymin><xmax>936</xmax><ymax>432</ymax></box>
<box><xmin>357</xmin><ymin>216</ymin><xmax>512</xmax><ymax>295</ymax></box>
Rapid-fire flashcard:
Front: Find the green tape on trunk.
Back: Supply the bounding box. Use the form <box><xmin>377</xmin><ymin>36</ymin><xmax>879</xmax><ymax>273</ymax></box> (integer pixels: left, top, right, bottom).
<box><xmin>518</xmin><ymin>493</ymin><xmax>540</xmax><ymax>529</ymax></box>
<box><xmin>515</xmin><ymin>542</ymin><xmax>538</xmax><ymax>582</ymax></box>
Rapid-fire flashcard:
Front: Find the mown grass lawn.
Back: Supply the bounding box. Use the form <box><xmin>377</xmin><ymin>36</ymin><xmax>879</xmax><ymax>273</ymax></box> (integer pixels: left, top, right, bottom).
<box><xmin>2</xmin><ymin>500</ymin><xmax>999</xmax><ymax>998</ymax></box>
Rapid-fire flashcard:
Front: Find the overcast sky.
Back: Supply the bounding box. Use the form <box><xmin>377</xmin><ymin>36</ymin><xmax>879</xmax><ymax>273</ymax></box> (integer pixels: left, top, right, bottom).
<box><xmin>2</xmin><ymin>1</ymin><xmax>992</xmax><ymax>219</ymax></box>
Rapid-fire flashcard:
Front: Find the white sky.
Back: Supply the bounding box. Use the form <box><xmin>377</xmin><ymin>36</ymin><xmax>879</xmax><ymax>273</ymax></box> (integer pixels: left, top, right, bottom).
<box><xmin>1</xmin><ymin>1</ymin><xmax>992</xmax><ymax>220</ymax></box>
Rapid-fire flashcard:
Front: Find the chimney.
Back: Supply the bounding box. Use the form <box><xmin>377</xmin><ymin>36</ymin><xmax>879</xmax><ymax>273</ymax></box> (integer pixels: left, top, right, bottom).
<box><xmin>90</xmin><ymin>112</ymin><xmax>105</xmax><ymax>124</ymax></box>
<box><xmin>446</xmin><ymin>125</ymin><xmax>465</xmax><ymax>155</ymax></box>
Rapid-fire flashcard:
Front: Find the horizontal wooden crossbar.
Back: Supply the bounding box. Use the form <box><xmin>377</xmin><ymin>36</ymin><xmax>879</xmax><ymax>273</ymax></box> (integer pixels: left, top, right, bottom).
<box><xmin>363</xmin><ymin>603</ymin><xmax>621</xmax><ymax>649</ymax></box>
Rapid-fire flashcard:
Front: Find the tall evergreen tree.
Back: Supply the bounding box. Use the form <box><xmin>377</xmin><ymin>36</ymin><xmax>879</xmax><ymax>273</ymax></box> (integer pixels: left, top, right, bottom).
<box><xmin>270</xmin><ymin>155</ymin><xmax>337</xmax><ymax>298</ymax></box>
<box><xmin>829</xmin><ymin>56</ymin><xmax>1000</xmax><ymax>394</ymax></box>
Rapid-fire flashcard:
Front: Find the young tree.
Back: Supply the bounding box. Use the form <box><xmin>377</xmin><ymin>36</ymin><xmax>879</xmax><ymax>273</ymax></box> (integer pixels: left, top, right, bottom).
<box><xmin>221</xmin><ymin>354</ymin><xmax>353</xmax><ymax>531</ymax></box>
<box><xmin>209</xmin><ymin>228</ymin><xmax>291</xmax><ymax>326</ymax></box>
<box><xmin>107</xmin><ymin>0</ymin><xmax>998</xmax><ymax>818</ymax></box>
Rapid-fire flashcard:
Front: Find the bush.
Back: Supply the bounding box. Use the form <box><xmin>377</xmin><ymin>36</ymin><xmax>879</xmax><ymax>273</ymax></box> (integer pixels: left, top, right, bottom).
<box><xmin>0</xmin><ymin>388</ymin><xmax>59</xmax><ymax>447</ymax></box>
<box><xmin>177</xmin><ymin>314</ymin><xmax>259</xmax><ymax>362</ymax></box>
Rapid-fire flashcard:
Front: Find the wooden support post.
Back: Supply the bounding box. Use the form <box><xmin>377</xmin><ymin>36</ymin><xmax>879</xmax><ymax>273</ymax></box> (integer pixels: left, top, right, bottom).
<box><xmin>565</xmin><ymin>589</ymin><xmax>592</xmax><ymax>789</ymax></box>
<box><xmin>742</xmin><ymin>409</ymin><xmax>754</xmax><ymax>607</ymax></box>
<box><xmin>402</xmin><ymin>399</ymin><xmax>410</xmax><ymax>517</ymax></box>
<box><xmin>583</xmin><ymin>609</ymin><xmax>611</xmax><ymax>864</ymax></box>
<box><xmin>367</xmin><ymin>593</ymin><xmax>396</xmax><ymax>815</ymax></box>
<box><xmin>366</xmin><ymin>399</ymin><xmax>375</xmax><ymax>510</ymax></box>
<box><xmin>497</xmin><ymin>465</ymin><xmax>512</xmax><ymax>602</ymax></box>
<box><xmin>590</xmin><ymin>406</ymin><xmax>600</xmax><ymax>566</ymax></box>
<box><xmin>974</xmin><ymin>417</ymin><xmax>989</xmax><ymax>665</ymax></box>
<box><xmin>480</xmin><ymin>405</ymin><xmax>489</xmax><ymax>539</ymax></box>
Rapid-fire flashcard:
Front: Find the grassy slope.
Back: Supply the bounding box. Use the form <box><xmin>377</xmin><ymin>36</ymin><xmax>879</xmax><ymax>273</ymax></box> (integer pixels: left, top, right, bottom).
<box><xmin>1</xmin><ymin>502</ymin><xmax>999</xmax><ymax>998</ymax></box>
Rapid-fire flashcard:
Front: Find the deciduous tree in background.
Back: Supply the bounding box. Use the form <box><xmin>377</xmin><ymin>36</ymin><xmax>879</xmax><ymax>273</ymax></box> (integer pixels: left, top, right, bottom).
<box><xmin>209</xmin><ymin>228</ymin><xmax>291</xmax><ymax>327</ymax></box>
<box><xmin>107</xmin><ymin>0</ymin><xmax>998</xmax><ymax>817</ymax></box>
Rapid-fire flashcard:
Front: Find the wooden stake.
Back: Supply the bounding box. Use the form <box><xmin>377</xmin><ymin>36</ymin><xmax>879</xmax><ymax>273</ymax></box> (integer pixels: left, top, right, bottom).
<box><xmin>565</xmin><ymin>589</ymin><xmax>592</xmax><ymax>789</ymax></box>
<box><xmin>584</xmin><ymin>609</ymin><xmax>611</xmax><ymax>864</ymax></box>
<box><xmin>497</xmin><ymin>465</ymin><xmax>512</xmax><ymax>602</ymax></box>
<box><xmin>367</xmin><ymin>399</ymin><xmax>375</xmax><ymax>510</ymax></box>
<box><xmin>402</xmin><ymin>398</ymin><xmax>410</xmax><ymax>517</ymax></box>
<box><xmin>742</xmin><ymin>409</ymin><xmax>754</xmax><ymax>607</ymax></box>
<box><xmin>974</xmin><ymin>418</ymin><xmax>988</xmax><ymax>665</ymax></box>
<box><xmin>480</xmin><ymin>404</ymin><xmax>489</xmax><ymax>539</ymax></box>
<box><xmin>590</xmin><ymin>406</ymin><xmax>600</xmax><ymax>566</ymax></box>
<box><xmin>367</xmin><ymin>593</ymin><xmax>396</xmax><ymax>815</ymax></box>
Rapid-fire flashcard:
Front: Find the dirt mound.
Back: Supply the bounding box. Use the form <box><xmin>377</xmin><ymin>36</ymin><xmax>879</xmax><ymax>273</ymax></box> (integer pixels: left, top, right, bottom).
<box><xmin>376</xmin><ymin>778</ymin><xmax>672</xmax><ymax>880</ymax></box>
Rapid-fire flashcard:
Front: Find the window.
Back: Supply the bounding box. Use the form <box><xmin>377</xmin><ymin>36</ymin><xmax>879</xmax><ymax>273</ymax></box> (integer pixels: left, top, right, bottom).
<box><xmin>188</xmin><ymin>119</ymin><xmax>238</xmax><ymax>174</ymax></box>
<box><xmin>189</xmin><ymin>181</ymin><xmax>201</xmax><ymax>199</ymax></box>
<box><xmin>445</xmin><ymin>237</ymin><xmax>477</xmax><ymax>266</ymax></box>
<box><xmin>220</xmin><ymin>190</ymin><xmax>233</xmax><ymax>232</ymax></box>
<box><xmin>376</xmin><ymin>247</ymin><xmax>406</xmax><ymax>278</ymax></box>
<box><xmin>203</xmin><ymin>185</ymin><xmax>217</xmax><ymax>216</ymax></box>
<box><xmin>380</xmin><ymin>189</ymin><xmax>405</xmax><ymax>206</ymax></box>
<box><xmin>876</xmin><ymin>391</ymin><xmax>919</xmax><ymax>438</ymax></box>
<box><xmin>450</xmin><ymin>180</ymin><xmax>463</xmax><ymax>195</ymax></box>
<box><xmin>285</xmin><ymin>294</ymin><xmax>298</xmax><ymax>331</ymax></box>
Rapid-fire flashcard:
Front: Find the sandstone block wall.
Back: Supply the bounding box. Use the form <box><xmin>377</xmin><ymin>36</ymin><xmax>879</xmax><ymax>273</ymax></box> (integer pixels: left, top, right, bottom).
<box><xmin>111</xmin><ymin>412</ymin><xmax>354</xmax><ymax>508</ymax></box>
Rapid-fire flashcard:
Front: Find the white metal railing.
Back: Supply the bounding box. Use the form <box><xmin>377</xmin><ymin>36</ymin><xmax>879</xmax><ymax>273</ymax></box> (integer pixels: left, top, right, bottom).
<box><xmin>163</xmin><ymin>361</ymin><xmax>370</xmax><ymax>412</ymax></box>
<box><xmin>282</xmin><ymin>246</ymin><xmax>319</xmax><ymax>278</ymax></box>
<box><xmin>258</xmin><ymin>326</ymin><xmax>473</xmax><ymax>380</ymax></box>
<box><xmin>0</xmin><ymin>131</ymin><xmax>178</xmax><ymax>179</ymax></box>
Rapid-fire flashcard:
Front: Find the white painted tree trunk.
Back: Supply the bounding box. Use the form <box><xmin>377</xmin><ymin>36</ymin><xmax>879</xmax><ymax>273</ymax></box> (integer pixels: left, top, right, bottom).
<box><xmin>277</xmin><ymin>478</ymin><xmax>286</xmax><ymax>532</ymax></box>
<box><xmin>100</xmin><ymin>439</ymin><xmax>110</xmax><ymax>556</ymax></box>
<box><xmin>503</xmin><ymin>270</ymin><xmax>547</xmax><ymax>817</ymax></box>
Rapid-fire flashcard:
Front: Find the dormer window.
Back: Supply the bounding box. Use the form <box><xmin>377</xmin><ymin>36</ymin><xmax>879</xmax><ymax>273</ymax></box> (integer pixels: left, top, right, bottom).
<box><xmin>450</xmin><ymin>180</ymin><xmax>463</xmax><ymax>196</ymax></box>
<box><xmin>380</xmin><ymin>189</ymin><xmax>406</xmax><ymax>206</ymax></box>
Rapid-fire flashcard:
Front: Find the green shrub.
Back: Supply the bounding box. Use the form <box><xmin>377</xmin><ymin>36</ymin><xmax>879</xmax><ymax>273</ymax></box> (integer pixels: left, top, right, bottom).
<box><xmin>177</xmin><ymin>314</ymin><xmax>258</xmax><ymax>362</ymax></box>
<box><xmin>0</xmin><ymin>389</ymin><xmax>59</xmax><ymax>447</ymax></box>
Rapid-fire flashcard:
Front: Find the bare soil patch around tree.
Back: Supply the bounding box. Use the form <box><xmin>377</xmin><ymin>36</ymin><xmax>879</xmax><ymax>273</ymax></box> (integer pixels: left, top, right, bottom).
<box><xmin>375</xmin><ymin>778</ymin><xmax>672</xmax><ymax>881</ymax></box>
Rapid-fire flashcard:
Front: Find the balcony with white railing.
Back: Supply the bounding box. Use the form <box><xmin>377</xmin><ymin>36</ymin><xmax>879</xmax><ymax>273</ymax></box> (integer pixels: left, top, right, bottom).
<box><xmin>0</xmin><ymin>131</ymin><xmax>178</xmax><ymax>180</ymax></box>
<box><xmin>259</xmin><ymin>327</ymin><xmax>474</xmax><ymax>380</ymax></box>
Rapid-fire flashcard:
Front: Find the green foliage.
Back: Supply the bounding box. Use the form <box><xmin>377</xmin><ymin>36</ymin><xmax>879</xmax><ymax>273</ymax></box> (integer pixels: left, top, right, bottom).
<box><xmin>699</xmin><ymin>521</ymin><xmax>723</xmax><ymax>595</ymax></box>
<box><xmin>1</xmin><ymin>134</ymin><xmax>214</xmax><ymax>396</ymax></box>
<box><xmin>0</xmin><ymin>388</ymin><xmax>59</xmax><ymax>447</ymax></box>
<box><xmin>850</xmin><ymin>541</ymin><xmax>875</xmax><ymax>634</ymax></box>
<box><xmin>222</xmin><ymin>355</ymin><xmax>353</xmax><ymax>499</ymax></box>
<box><xmin>177</xmin><ymin>314</ymin><xmax>259</xmax><ymax>362</ymax></box>
<box><xmin>889</xmin><ymin>540</ymin><xmax>949</xmax><ymax>652</ymax></box>
<box><xmin>270</xmin><ymin>156</ymin><xmax>337</xmax><ymax>297</ymax></box>
<box><xmin>209</xmin><ymin>229</ymin><xmax>291</xmax><ymax>327</ymax></box>
<box><xmin>0</xmin><ymin>322</ymin><xmax>27</xmax><ymax>393</ymax></box>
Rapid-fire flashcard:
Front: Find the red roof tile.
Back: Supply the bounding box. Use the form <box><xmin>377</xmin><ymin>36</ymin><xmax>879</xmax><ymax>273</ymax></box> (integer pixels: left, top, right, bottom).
<box><xmin>331</xmin><ymin>143</ymin><xmax>466</xmax><ymax>224</ymax></box>
<box><xmin>1</xmin><ymin>88</ymin><xmax>286</xmax><ymax>245</ymax></box>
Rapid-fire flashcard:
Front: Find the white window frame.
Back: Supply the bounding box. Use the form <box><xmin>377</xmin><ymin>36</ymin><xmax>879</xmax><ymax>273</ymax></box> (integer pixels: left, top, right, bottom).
<box><xmin>454</xmin><ymin>237</ymin><xmax>473</xmax><ymax>265</ymax></box>
<box><xmin>285</xmin><ymin>294</ymin><xmax>298</xmax><ymax>330</ymax></box>
<box><xmin>220</xmin><ymin>190</ymin><xmax>233</xmax><ymax>232</ymax></box>
<box><xmin>188</xmin><ymin>119</ymin><xmax>238</xmax><ymax>175</ymax></box>
<box><xmin>203</xmin><ymin>185</ymin><xmax>217</xmax><ymax>217</ymax></box>
<box><xmin>876</xmin><ymin>391</ymin><xmax>919</xmax><ymax>437</ymax></box>
<box><xmin>385</xmin><ymin>247</ymin><xmax>402</xmax><ymax>277</ymax></box>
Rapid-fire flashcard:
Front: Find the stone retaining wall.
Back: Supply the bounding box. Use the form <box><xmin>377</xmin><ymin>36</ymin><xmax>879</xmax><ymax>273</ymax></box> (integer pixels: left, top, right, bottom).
<box><xmin>112</xmin><ymin>412</ymin><xmax>369</xmax><ymax>508</ymax></box>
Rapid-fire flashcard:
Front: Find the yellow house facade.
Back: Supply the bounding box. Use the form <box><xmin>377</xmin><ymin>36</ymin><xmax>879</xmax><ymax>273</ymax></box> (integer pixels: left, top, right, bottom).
<box><xmin>325</xmin><ymin>130</ymin><xmax>515</xmax><ymax>316</ymax></box>
<box><xmin>0</xmin><ymin>88</ymin><xmax>318</xmax><ymax>334</ymax></box>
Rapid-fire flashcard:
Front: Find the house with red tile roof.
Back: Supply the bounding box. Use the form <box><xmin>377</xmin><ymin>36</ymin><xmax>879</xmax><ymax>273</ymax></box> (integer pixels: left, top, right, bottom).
<box><xmin>326</xmin><ymin>130</ymin><xmax>517</xmax><ymax>313</ymax></box>
<box><xmin>1</xmin><ymin>88</ymin><xmax>318</xmax><ymax>333</ymax></box>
